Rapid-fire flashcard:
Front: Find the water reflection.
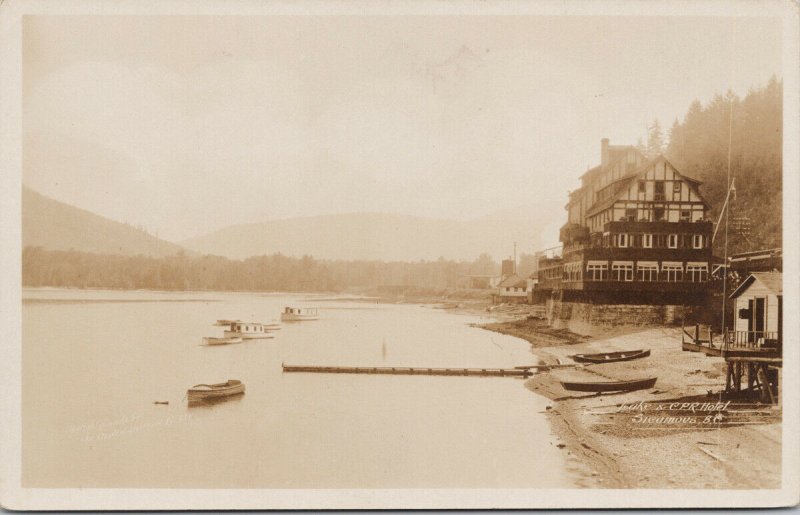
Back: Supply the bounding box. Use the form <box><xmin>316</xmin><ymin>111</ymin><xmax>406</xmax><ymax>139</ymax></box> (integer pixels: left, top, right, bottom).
<box><xmin>187</xmin><ymin>392</ymin><xmax>245</xmax><ymax>409</ymax></box>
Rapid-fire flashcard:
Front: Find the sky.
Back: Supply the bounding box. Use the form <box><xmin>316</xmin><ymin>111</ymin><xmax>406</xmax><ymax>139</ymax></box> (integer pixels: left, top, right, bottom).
<box><xmin>22</xmin><ymin>15</ymin><xmax>782</xmax><ymax>244</ymax></box>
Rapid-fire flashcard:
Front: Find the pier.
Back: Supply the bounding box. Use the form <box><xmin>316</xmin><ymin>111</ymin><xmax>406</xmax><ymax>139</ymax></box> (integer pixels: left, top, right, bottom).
<box><xmin>282</xmin><ymin>363</ymin><xmax>533</xmax><ymax>378</ymax></box>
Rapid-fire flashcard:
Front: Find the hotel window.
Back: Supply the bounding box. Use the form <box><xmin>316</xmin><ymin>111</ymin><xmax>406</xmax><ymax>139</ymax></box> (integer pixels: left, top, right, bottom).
<box><xmin>662</xmin><ymin>262</ymin><xmax>683</xmax><ymax>282</ymax></box>
<box><xmin>673</xmin><ymin>181</ymin><xmax>682</xmax><ymax>193</ymax></box>
<box><xmin>586</xmin><ymin>261</ymin><xmax>608</xmax><ymax>281</ymax></box>
<box><xmin>686</xmin><ymin>262</ymin><xmax>708</xmax><ymax>282</ymax></box>
<box><xmin>618</xmin><ymin>233</ymin><xmax>629</xmax><ymax>248</ymax></box>
<box><xmin>625</xmin><ymin>208</ymin><xmax>637</xmax><ymax>221</ymax></box>
<box><xmin>692</xmin><ymin>234</ymin><xmax>705</xmax><ymax>249</ymax></box>
<box><xmin>654</xmin><ymin>207</ymin><xmax>665</xmax><ymax>221</ymax></box>
<box><xmin>637</xmin><ymin>262</ymin><xmax>659</xmax><ymax>281</ymax></box>
<box><xmin>612</xmin><ymin>261</ymin><xmax>634</xmax><ymax>281</ymax></box>
<box><xmin>680</xmin><ymin>210</ymin><xmax>691</xmax><ymax>222</ymax></box>
<box><xmin>654</xmin><ymin>181</ymin><xmax>665</xmax><ymax>200</ymax></box>
<box><xmin>643</xmin><ymin>233</ymin><xmax>653</xmax><ymax>248</ymax></box>
<box><xmin>638</xmin><ymin>180</ymin><xmax>646</xmax><ymax>193</ymax></box>
<box><xmin>668</xmin><ymin>234</ymin><xmax>679</xmax><ymax>248</ymax></box>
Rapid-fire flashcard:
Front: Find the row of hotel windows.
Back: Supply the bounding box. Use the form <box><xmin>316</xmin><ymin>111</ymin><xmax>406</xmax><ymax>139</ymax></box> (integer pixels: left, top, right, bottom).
<box><xmin>607</xmin><ymin>233</ymin><xmax>707</xmax><ymax>249</ymax></box>
<box><xmin>563</xmin><ymin>261</ymin><xmax>709</xmax><ymax>282</ymax></box>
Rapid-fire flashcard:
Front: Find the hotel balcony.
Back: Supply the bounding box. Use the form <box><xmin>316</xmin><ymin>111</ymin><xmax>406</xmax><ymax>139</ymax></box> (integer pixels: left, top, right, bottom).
<box><xmin>604</xmin><ymin>220</ymin><xmax>713</xmax><ymax>235</ymax></box>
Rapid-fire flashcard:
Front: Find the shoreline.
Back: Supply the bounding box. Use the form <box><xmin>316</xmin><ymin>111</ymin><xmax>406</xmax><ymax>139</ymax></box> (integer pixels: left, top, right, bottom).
<box><xmin>403</xmin><ymin>293</ymin><xmax>783</xmax><ymax>489</ymax></box>
<box><xmin>491</xmin><ymin>319</ymin><xmax>782</xmax><ymax>489</ymax></box>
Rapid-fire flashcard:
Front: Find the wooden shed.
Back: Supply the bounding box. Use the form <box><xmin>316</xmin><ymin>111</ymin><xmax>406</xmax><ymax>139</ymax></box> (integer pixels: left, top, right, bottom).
<box><xmin>729</xmin><ymin>272</ymin><xmax>782</xmax><ymax>346</ymax></box>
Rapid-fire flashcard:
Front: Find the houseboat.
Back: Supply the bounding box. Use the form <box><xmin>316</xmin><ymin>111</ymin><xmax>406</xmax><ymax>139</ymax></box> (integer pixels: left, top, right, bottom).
<box><xmin>280</xmin><ymin>307</ymin><xmax>319</xmax><ymax>322</ymax></box>
<box><xmin>222</xmin><ymin>321</ymin><xmax>276</xmax><ymax>339</ymax></box>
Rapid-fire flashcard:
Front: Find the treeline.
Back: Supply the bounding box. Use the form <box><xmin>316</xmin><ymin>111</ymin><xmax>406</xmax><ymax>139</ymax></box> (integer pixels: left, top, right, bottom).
<box><xmin>22</xmin><ymin>246</ymin><xmax>502</xmax><ymax>292</ymax></box>
<box><xmin>665</xmin><ymin>76</ymin><xmax>782</xmax><ymax>255</ymax></box>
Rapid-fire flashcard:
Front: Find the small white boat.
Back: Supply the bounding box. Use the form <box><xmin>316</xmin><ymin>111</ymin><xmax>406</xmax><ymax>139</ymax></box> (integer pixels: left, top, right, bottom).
<box><xmin>280</xmin><ymin>307</ymin><xmax>319</xmax><ymax>322</ymax></box>
<box><xmin>187</xmin><ymin>379</ymin><xmax>245</xmax><ymax>403</ymax></box>
<box><xmin>223</xmin><ymin>320</ymin><xmax>276</xmax><ymax>339</ymax></box>
<box><xmin>202</xmin><ymin>336</ymin><xmax>243</xmax><ymax>346</ymax></box>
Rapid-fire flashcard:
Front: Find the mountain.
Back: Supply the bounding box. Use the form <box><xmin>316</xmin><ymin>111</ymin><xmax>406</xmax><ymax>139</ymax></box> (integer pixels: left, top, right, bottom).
<box><xmin>22</xmin><ymin>186</ymin><xmax>185</xmax><ymax>257</ymax></box>
<box><xmin>181</xmin><ymin>212</ymin><xmax>541</xmax><ymax>262</ymax></box>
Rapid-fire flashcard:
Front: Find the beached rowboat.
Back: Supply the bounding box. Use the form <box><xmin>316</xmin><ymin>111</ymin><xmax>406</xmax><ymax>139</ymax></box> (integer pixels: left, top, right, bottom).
<box><xmin>202</xmin><ymin>336</ymin><xmax>243</xmax><ymax>345</ymax></box>
<box><xmin>187</xmin><ymin>379</ymin><xmax>245</xmax><ymax>402</ymax></box>
<box><xmin>560</xmin><ymin>377</ymin><xmax>657</xmax><ymax>393</ymax></box>
<box><xmin>571</xmin><ymin>349</ymin><xmax>650</xmax><ymax>364</ymax></box>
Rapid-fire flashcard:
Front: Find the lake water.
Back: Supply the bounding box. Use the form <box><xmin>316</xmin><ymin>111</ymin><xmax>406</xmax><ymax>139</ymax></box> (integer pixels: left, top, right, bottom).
<box><xmin>22</xmin><ymin>289</ymin><xmax>573</xmax><ymax>488</ymax></box>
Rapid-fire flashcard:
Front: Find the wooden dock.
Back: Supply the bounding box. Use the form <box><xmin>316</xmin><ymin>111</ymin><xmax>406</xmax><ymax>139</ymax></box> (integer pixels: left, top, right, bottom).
<box><xmin>282</xmin><ymin>364</ymin><xmax>532</xmax><ymax>378</ymax></box>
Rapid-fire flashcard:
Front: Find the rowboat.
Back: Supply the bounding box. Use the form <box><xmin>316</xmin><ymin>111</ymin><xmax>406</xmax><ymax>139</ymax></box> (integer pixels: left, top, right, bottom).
<box><xmin>187</xmin><ymin>379</ymin><xmax>245</xmax><ymax>403</ymax></box>
<box><xmin>572</xmin><ymin>349</ymin><xmax>650</xmax><ymax>364</ymax></box>
<box><xmin>202</xmin><ymin>336</ymin><xmax>243</xmax><ymax>345</ymax></box>
<box><xmin>560</xmin><ymin>377</ymin><xmax>657</xmax><ymax>393</ymax></box>
<box><xmin>281</xmin><ymin>307</ymin><xmax>319</xmax><ymax>322</ymax></box>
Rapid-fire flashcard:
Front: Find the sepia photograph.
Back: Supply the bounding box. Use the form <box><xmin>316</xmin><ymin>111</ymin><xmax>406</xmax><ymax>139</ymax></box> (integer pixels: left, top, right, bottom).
<box><xmin>1</xmin><ymin>0</ymin><xmax>798</xmax><ymax>510</ymax></box>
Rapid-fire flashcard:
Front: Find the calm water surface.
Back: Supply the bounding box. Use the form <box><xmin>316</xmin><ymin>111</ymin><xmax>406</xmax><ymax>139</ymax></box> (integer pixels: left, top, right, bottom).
<box><xmin>22</xmin><ymin>289</ymin><xmax>573</xmax><ymax>488</ymax></box>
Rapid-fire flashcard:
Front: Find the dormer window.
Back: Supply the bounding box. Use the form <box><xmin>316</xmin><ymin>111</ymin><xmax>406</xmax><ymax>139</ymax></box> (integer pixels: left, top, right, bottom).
<box><xmin>673</xmin><ymin>181</ymin><xmax>682</xmax><ymax>193</ymax></box>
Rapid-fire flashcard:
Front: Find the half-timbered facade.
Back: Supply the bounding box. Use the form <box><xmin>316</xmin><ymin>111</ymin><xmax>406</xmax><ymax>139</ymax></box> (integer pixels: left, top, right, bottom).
<box><xmin>541</xmin><ymin>138</ymin><xmax>714</xmax><ymax>304</ymax></box>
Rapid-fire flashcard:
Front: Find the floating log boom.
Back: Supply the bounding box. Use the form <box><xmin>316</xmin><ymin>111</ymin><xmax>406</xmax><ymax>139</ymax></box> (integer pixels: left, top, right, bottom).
<box><xmin>282</xmin><ymin>364</ymin><xmax>531</xmax><ymax>377</ymax></box>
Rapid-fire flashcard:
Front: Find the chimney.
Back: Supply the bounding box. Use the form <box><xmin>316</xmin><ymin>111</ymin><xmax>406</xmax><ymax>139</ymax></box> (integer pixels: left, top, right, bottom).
<box><xmin>501</xmin><ymin>259</ymin><xmax>515</xmax><ymax>278</ymax></box>
<box><xmin>601</xmin><ymin>138</ymin><xmax>610</xmax><ymax>167</ymax></box>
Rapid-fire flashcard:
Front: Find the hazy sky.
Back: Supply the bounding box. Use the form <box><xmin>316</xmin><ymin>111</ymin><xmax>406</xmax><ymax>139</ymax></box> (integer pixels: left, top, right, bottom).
<box><xmin>23</xmin><ymin>15</ymin><xmax>782</xmax><ymax>244</ymax></box>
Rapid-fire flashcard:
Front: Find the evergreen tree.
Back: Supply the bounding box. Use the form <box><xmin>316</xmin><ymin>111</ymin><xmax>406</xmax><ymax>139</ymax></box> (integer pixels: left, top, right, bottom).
<box><xmin>646</xmin><ymin>119</ymin><xmax>665</xmax><ymax>158</ymax></box>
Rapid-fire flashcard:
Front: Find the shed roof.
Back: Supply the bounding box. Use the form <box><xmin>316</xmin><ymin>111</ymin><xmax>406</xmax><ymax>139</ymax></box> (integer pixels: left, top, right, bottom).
<box><xmin>729</xmin><ymin>272</ymin><xmax>783</xmax><ymax>298</ymax></box>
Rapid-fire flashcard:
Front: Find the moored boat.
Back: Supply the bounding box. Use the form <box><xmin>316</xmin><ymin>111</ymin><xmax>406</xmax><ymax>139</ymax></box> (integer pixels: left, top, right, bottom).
<box><xmin>572</xmin><ymin>349</ymin><xmax>650</xmax><ymax>364</ymax></box>
<box><xmin>202</xmin><ymin>336</ymin><xmax>243</xmax><ymax>345</ymax></box>
<box><xmin>280</xmin><ymin>307</ymin><xmax>319</xmax><ymax>321</ymax></box>
<box><xmin>560</xmin><ymin>377</ymin><xmax>657</xmax><ymax>393</ymax></box>
<box><xmin>187</xmin><ymin>379</ymin><xmax>245</xmax><ymax>403</ymax></box>
<box><xmin>222</xmin><ymin>321</ymin><xmax>276</xmax><ymax>339</ymax></box>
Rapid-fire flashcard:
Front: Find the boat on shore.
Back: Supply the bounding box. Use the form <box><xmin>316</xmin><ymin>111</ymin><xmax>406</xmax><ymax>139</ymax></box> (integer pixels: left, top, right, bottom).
<box><xmin>202</xmin><ymin>336</ymin><xmax>243</xmax><ymax>346</ymax></box>
<box><xmin>572</xmin><ymin>349</ymin><xmax>650</xmax><ymax>364</ymax></box>
<box><xmin>560</xmin><ymin>377</ymin><xmax>657</xmax><ymax>393</ymax></box>
<box><xmin>187</xmin><ymin>379</ymin><xmax>245</xmax><ymax>403</ymax></box>
<box><xmin>280</xmin><ymin>307</ymin><xmax>319</xmax><ymax>322</ymax></box>
<box><xmin>222</xmin><ymin>321</ymin><xmax>276</xmax><ymax>339</ymax></box>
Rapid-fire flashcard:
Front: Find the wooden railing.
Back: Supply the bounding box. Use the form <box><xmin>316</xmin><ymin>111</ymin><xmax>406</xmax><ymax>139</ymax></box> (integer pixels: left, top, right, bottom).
<box><xmin>723</xmin><ymin>330</ymin><xmax>780</xmax><ymax>352</ymax></box>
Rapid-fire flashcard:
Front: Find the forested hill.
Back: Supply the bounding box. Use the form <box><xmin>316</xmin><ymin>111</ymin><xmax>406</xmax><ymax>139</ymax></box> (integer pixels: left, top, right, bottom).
<box><xmin>22</xmin><ymin>186</ymin><xmax>186</xmax><ymax>258</ymax></box>
<box><xmin>665</xmin><ymin>77</ymin><xmax>782</xmax><ymax>255</ymax></box>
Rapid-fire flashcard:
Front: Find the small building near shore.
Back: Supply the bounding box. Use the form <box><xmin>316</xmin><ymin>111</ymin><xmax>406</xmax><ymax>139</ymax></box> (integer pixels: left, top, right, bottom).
<box><xmin>729</xmin><ymin>272</ymin><xmax>783</xmax><ymax>344</ymax></box>
<box><xmin>494</xmin><ymin>274</ymin><xmax>529</xmax><ymax>304</ymax></box>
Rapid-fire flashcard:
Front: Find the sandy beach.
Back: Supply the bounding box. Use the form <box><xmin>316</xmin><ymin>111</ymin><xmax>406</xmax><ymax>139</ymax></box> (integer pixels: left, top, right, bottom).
<box><xmin>492</xmin><ymin>321</ymin><xmax>782</xmax><ymax>489</ymax></box>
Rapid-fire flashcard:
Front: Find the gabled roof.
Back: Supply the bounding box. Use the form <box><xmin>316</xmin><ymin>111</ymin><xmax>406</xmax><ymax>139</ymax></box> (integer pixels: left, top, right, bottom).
<box><xmin>729</xmin><ymin>272</ymin><xmax>783</xmax><ymax>298</ymax></box>
<box><xmin>584</xmin><ymin>155</ymin><xmax>710</xmax><ymax>218</ymax></box>
<box><xmin>498</xmin><ymin>274</ymin><xmax>527</xmax><ymax>288</ymax></box>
